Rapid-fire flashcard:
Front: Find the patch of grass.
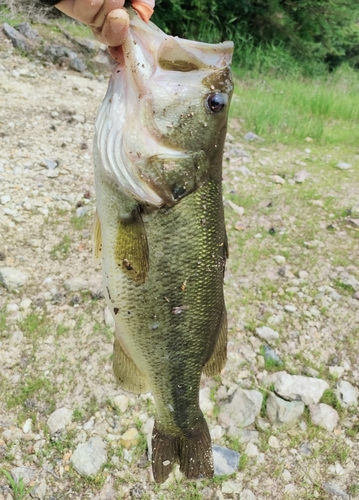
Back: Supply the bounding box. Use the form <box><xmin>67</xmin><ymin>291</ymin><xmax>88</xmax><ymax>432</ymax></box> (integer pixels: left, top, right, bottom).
<box><xmin>70</xmin><ymin>214</ymin><xmax>90</xmax><ymax>231</ymax></box>
<box><xmin>231</xmin><ymin>67</ymin><xmax>359</xmax><ymax>146</ymax></box>
<box><xmin>260</xmin><ymin>346</ymin><xmax>284</xmax><ymax>372</ymax></box>
<box><xmin>0</xmin><ymin>307</ymin><xmax>7</xmax><ymax>334</ymax></box>
<box><xmin>50</xmin><ymin>235</ymin><xmax>72</xmax><ymax>260</ymax></box>
<box><xmin>7</xmin><ymin>377</ymin><xmax>56</xmax><ymax>410</ymax></box>
<box><xmin>18</xmin><ymin>312</ymin><xmax>47</xmax><ymax>339</ymax></box>
<box><xmin>0</xmin><ymin>468</ymin><xmax>35</xmax><ymax>500</ymax></box>
<box><xmin>320</xmin><ymin>389</ymin><xmax>343</xmax><ymax>415</ymax></box>
<box><xmin>56</xmin><ymin>323</ymin><xmax>69</xmax><ymax>337</ymax></box>
<box><xmin>332</xmin><ymin>279</ymin><xmax>355</xmax><ymax>295</ymax></box>
<box><xmin>239</xmin><ymin>452</ymin><xmax>249</xmax><ymax>471</ymax></box>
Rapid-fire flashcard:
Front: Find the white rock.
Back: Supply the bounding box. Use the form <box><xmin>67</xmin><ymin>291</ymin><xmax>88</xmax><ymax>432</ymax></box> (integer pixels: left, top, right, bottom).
<box><xmin>284</xmin><ymin>304</ymin><xmax>297</xmax><ymax>313</ymax></box>
<box><xmin>309</xmin><ymin>404</ymin><xmax>339</xmax><ymax>432</ymax></box>
<box><xmin>219</xmin><ymin>389</ymin><xmax>263</xmax><ymax>428</ymax></box>
<box><xmin>1</xmin><ymin>195</ymin><xmax>11</xmax><ymax>204</ymax></box>
<box><xmin>268</xmin><ymin>435</ymin><xmax>280</xmax><ymax>449</ymax></box>
<box><xmin>266</xmin><ymin>392</ymin><xmax>304</xmax><ymax>425</ymax></box>
<box><xmin>255</xmin><ymin>326</ymin><xmax>279</xmax><ymax>342</ymax></box>
<box><xmin>200</xmin><ymin>386</ymin><xmax>214</xmax><ymax>415</ymax></box>
<box><xmin>336</xmin><ymin>380</ymin><xmax>358</xmax><ymax>407</ymax></box>
<box><xmin>10</xmin><ymin>466</ymin><xmax>34</xmax><ymax>485</ymax></box>
<box><xmin>274</xmin><ymin>373</ymin><xmax>329</xmax><ymax>405</ymax></box>
<box><xmin>71</xmin><ymin>436</ymin><xmax>107</xmax><ymax>476</ymax></box>
<box><xmin>7</xmin><ymin>303</ymin><xmax>19</xmax><ymax>313</ymax></box>
<box><xmin>30</xmin><ymin>479</ymin><xmax>47</xmax><ymax>499</ymax></box>
<box><xmin>112</xmin><ymin>394</ymin><xmax>129</xmax><ymax>413</ymax></box>
<box><xmin>64</xmin><ymin>277</ymin><xmax>89</xmax><ymax>292</ymax></box>
<box><xmin>336</xmin><ymin>162</ymin><xmax>352</xmax><ymax>170</ymax></box>
<box><xmin>104</xmin><ymin>306</ymin><xmax>115</xmax><ymax>331</ymax></box>
<box><xmin>210</xmin><ymin>425</ymin><xmax>224</xmax><ymax>440</ymax></box>
<box><xmin>329</xmin><ymin>366</ymin><xmax>344</xmax><ymax>378</ymax></box>
<box><xmin>240</xmin><ymin>490</ymin><xmax>256</xmax><ymax>500</ymax></box>
<box><xmin>98</xmin><ymin>475</ymin><xmax>116</xmax><ymax>500</ymax></box>
<box><xmin>270</xmin><ymin>175</ymin><xmax>285</xmax><ymax>185</ymax></box>
<box><xmin>22</xmin><ymin>418</ymin><xmax>32</xmax><ymax>434</ymax></box>
<box><xmin>0</xmin><ymin>267</ymin><xmax>28</xmax><ymax>291</ymax></box>
<box><xmin>19</xmin><ymin>298</ymin><xmax>32</xmax><ymax>310</ymax></box>
<box><xmin>227</xmin><ymin>200</ymin><xmax>245</xmax><ymax>216</ymax></box>
<box><xmin>222</xmin><ymin>481</ymin><xmax>242</xmax><ymax>495</ymax></box>
<box><xmin>294</xmin><ymin>170</ymin><xmax>310</xmax><ymax>183</ymax></box>
<box><xmin>245</xmin><ymin>442</ymin><xmax>258</xmax><ymax>457</ymax></box>
<box><xmin>47</xmin><ymin>407</ymin><xmax>73</xmax><ymax>434</ymax></box>
<box><xmin>282</xmin><ymin>469</ymin><xmax>292</xmax><ymax>482</ymax></box>
<box><xmin>273</xmin><ymin>255</ymin><xmax>286</xmax><ymax>264</ymax></box>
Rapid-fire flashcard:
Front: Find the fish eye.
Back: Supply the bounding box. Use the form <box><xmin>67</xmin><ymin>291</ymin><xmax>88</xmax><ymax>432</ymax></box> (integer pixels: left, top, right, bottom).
<box><xmin>206</xmin><ymin>92</ymin><xmax>227</xmax><ymax>113</ymax></box>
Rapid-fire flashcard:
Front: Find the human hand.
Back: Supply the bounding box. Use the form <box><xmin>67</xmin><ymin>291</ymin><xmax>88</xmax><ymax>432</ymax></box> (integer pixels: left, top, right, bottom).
<box><xmin>55</xmin><ymin>0</ymin><xmax>155</xmax><ymax>59</ymax></box>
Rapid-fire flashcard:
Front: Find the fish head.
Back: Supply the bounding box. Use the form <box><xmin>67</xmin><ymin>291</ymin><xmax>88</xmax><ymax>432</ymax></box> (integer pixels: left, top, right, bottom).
<box><xmin>95</xmin><ymin>9</ymin><xmax>234</xmax><ymax>206</ymax></box>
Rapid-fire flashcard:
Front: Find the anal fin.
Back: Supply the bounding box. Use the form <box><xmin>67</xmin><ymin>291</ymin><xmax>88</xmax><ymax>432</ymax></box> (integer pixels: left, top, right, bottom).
<box><xmin>203</xmin><ymin>308</ymin><xmax>227</xmax><ymax>377</ymax></box>
<box><xmin>113</xmin><ymin>336</ymin><xmax>149</xmax><ymax>394</ymax></box>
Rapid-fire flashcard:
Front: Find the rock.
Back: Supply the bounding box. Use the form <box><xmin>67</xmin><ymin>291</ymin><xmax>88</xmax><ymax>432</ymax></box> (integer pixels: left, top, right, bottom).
<box><xmin>47</xmin><ymin>407</ymin><xmax>73</xmax><ymax>434</ymax></box>
<box><xmin>64</xmin><ymin>277</ymin><xmax>89</xmax><ymax>292</ymax></box>
<box><xmin>104</xmin><ymin>306</ymin><xmax>115</xmax><ymax>330</ymax></box>
<box><xmin>20</xmin><ymin>298</ymin><xmax>32</xmax><ymax>310</ymax></box>
<box><xmin>76</xmin><ymin>206</ymin><xmax>89</xmax><ymax>217</ymax></box>
<box><xmin>244</xmin><ymin>132</ymin><xmax>263</xmax><ymax>141</ymax></box>
<box><xmin>10</xmin><ymin>466</ymin><xmax>34</xmax><ymax>485</ymax></box>
<box><xmin>222</xmin><ymin>481</ymin><xmax>242</xmax><ymax>495</ymax></box>
<box><xmin>268</xmin><ymin>435</ymin><xmax>280</xmax><ymax>449</ymax></box>
<box><xmin>212</xmin><ymin>445</ymin><xmax>240</xmax><ymax>476</ymax></box>
<box><xmin>15</xmin><ymin>22</ymin><xmax>40</xmax><ymax>41</ymax></box>
<box><xmin>273</xmin><ymin>255</ymin><xmax>286</xmax><ymax>264</ymax></box>
<box><xmin>336</xmin><ymin>162</ymin><xmax>352</xmax><ymax>170</ymax></box>
<box><xmin>219</xmin><ymin>389</ymin><xmax>263</xmax><ymax>428</ymax></box>
<box><xmin>1</xmin><ymin>195</ymin><xmax>11</xmax><ymax>204</ymax></box>
<box><xmin>274</xmin><ymin>373</ymin><xmax>329</xmax><ymax>405</ymax></box>
<box><xmin>255</xmin><ymin>326</ymin><xmax>279</xmax><ymax>342</ymax></box>
<box><xmin>294</xmin><ymin>170</ymin><xmax>310</xmax><ymax>183</ymax></box>
<box><xmin>238</xmin><ymin>166</ymin><xmax>253</xmax><ymax>176</ymax></box>
<box><xmin>210</xmin><ymin>425</ymin><xmax>224</xmax><ymax>440</ymax></box>
<box><xmin>71</xmin><ymin>437</ymin><xmax>107</xmax><ymax>477</ymax></box>
<box><xmin>112</xmin><ymin>394</ymin><xmax>129</xmax><ymax>413</ymax></box>
<box><xmin>336</xmin><ymin>380</ymin><xmax>358</xmax><ymax>407</ymax></box>
<box><xmin>98</xmin><ymin>475</ymin><xmax>116</xmax><ymax>500</ymax></box>
<box><xmin>120</xmin><ymin>428</ymin><xmax>139</xmax><ymax>448</ymax></box>
<box><xmin>44</xmin><ymin>45</ymin><xmax>77</xmax><ymax>61</ymax></box>
<box><xmin>70</xmin><ymin>58</ymin><xmax>87</xmax><ymax>72</ymax></box>
<box><xmin>329</xmin><ymin>366</ymin><xmax>344</xmax><ymax>378</ymax></box>
<box><xmin>245</xmin><ymin>442</ymin><xmax>258</xmax><ymax>457</ymax></box>
<box><xmin>322</xmin><ymin>482</ymin><xmax>349</xmax><ymax>500</ymax></box>
<box><xmin>347</xmin><ymin>218</ymin><xmax>359</xmax><ymax>228</ymax></box>
<box><xmin>3</xmin><ymin>23</ymin><xmax>32</xmax><ymax>52</ymax></box>
<box><xmin>200</xmin><ymin>387</ymin><xmax>214</xmax><ymax>416</ymax></box>
<box><xmin>30</xmin><ymin>479</ymin><xmax>47</xmax><ymax>499</ymax></box>
<box><xmin>262</xmin><ymin>345</ymin><xmax>283</xmax><ymax>365</ymax></box>
<box><xmin>238</xmin><ymin>430</ymin><xmax>259</xmax><ymax>444</ymax></box>
<box><xmin>354</xmin><ymin>291</ymin><xmax>359</xmax><ymax>300</ymax></box>
<box><xmin>284</xmin><ymin>304</ymin><xmax>297</xmax><ymax>313</ymax></box>
<box><xmin>298</xmin><ymin>443</ymin><xmax>312</xmax><ymax>456</ymax></box>
<box><xmin>22</xmin><ymin>418</ymin><xmax>32</xmax><ymax>434</ymax></box>
<box><xmin>42</xmin><ymin>158</ymin><xmax>58</xmax><ymax>170</ymax></box>
<box><xmin>266</xmin><ymin>392</ymin><xmax>304</xmax><ymax>426</ymax></box>
<box><xmin>226</xmin><ymin>200</ymin><xmax>245</xmax><ymax>216</ymax></box>
<box><xmin>270</xmin><ymin>175</ymin><xmax>285</xmax><ymax>185</ymax></box>
<box><xmin>240</xmin><ymin>490</ymin><xmax>256</xmax><ymax>500</ymax></box>
<box><xmin>309</xmin><ymin>404</ymin><xmax>339</xmax><ymax>432</ymax></box>
<box><xmin>0</xmin><ymin>267</ymin><xmax>28</xmax><ymax>291</ymax></box>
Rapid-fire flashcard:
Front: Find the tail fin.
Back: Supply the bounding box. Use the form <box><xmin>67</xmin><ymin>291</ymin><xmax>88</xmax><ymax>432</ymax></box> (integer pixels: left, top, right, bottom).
<box><xmin>151</xmin><ymin>416</ymin><xmax>214</xmax><ymax>483</ymax></box>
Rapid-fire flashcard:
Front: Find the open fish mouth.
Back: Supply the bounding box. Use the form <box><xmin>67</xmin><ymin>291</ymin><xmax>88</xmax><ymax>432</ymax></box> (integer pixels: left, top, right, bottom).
<box><xmin>95</xmin><ymin>8</ymin><xmax>234</xmax><ymax>207</ymax></box>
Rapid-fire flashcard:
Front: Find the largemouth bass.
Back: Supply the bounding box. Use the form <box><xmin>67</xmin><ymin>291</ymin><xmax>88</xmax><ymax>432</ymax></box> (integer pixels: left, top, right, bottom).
<box><xmin>93</xmin><ymin>7</ymin><xmax>233</xmax><ymax>483</ymax></box>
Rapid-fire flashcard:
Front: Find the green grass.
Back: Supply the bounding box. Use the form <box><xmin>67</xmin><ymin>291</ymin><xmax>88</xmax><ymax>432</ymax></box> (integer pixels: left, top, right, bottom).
<box><xmin>0</xmin><ymin>307</ymin><xmax>7</xmax><ymax>334</ymax></box>
<box><xmin>18</xmin><ymin>312</ymin><xmax>47</xmax><ymax>339</ymax></box>
<box><xmin>7</xmin><ymin>377</ymin><xmax>55</xmax><ymax>410</ymax></box>
<box><xmin>230</xmin><ymin>65</ymin><xmax>359</xmax><ymax>146</ymax></box>
<box><xmin>50</xmin><ymin>235</ymin><xmax>72</xmax><ymax>259</ymax></box>
<box><xmin>0</xmin><ymin>468</ymin><xmax>35</xmax><ymax>500</ymax></box>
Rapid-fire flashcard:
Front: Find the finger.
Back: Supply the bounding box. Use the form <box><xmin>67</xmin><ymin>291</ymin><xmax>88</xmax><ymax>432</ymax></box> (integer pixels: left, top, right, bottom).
<box><xmin>99</xmin><ymin>8</ymin><xmax>129</xmax><ymax>47</ymax></box>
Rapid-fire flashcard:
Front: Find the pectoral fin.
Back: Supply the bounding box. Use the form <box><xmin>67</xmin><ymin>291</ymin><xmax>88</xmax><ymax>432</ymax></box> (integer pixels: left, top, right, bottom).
<box><xmin>92</xmin><ymin>210</ymin><xmax>102</xmax><ymax>265</ymax></box>
<box><xmin>113</xmin><ymin>336</ymin><xmax>150</xmax><ymax>394</ymax></box>
<box><xmin>115</xmin><ymin>206</ymin><xmax>149</xmax><ymax>284</ymax></box>
<box><xmin>203</xmin><ymin>308</ymin><xmax>227</xmax><ymax>376</ymax></box>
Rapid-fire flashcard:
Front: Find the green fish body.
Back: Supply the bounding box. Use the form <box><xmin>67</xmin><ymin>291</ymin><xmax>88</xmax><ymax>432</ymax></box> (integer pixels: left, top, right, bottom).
<box><xmin>93</xmin><ymin>9</ymin><xmax>233</xmax><ymax>483</ymax></box>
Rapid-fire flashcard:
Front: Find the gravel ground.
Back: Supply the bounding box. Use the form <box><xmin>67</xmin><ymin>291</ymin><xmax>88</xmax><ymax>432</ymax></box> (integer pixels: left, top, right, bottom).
<box><xmin>0</xmin><ymin>27</ymin><xmax>359</xmax><ymax>500</ymax></box>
